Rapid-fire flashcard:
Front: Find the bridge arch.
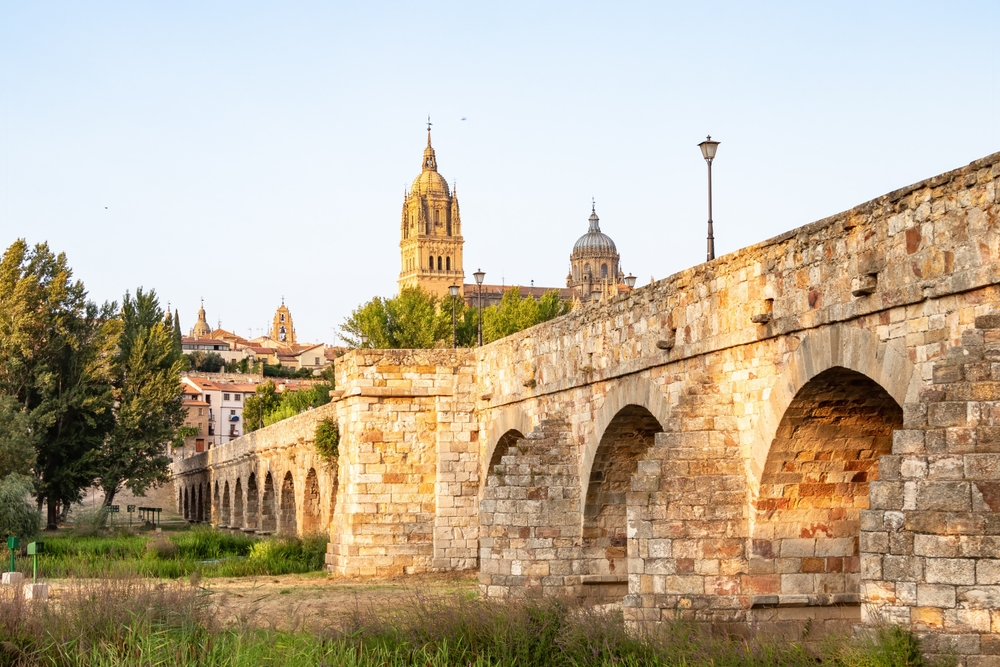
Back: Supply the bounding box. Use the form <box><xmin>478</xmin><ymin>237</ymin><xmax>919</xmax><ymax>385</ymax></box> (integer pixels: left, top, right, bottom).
<box><xmin>279</xmin><ymin>471</ymin><xmax>296</xmax><ymax>535</ymax></box>
<box><xmin>221</xmin><ymin>480</ymin><xmax>231</xmax><ymax>526</ymax></box>
<box><xmin>233</xmin><ymin>477</ymin><xmax>245</xmax><ymax>529</ymax></box>
<box><xmin>302</xmin><ymin>468</ymin><xmax>321</xmax><ymax>533</ymax></box>
<box><xmin>751</xmin><ymin>365</ymin><xmax>903</xmax><ymax>605</ymax></box>
<box><xmin>749</xmin><ymin>324</ymin><xmax>918</xmax><ymax>490</ymax></box>
<box><xmin>580</xmin><ymin>375</ymin><xmax>671</xmax><ymax>508</ymax></box>
<box><xmin>582</xmin><ymin>403</ymin><xmax>663</xmax><ymax>599</ymax></box>
<box><xmin>481</xmin><ymin>405</ymin><xmax>532</xmax><ymax>492</ymax></box>
<box><xmin>261</xmin><ymin>471</ymin><xmax>277</xmax><ymax>533</ymax></box>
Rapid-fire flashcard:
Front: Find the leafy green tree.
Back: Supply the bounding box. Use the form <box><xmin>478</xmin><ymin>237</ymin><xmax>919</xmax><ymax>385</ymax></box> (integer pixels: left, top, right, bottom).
<box><xmin>482</xmin><ymin>288</ymin><xmax>568</xmax><ymax>344</ymax></box>
<box><xmin>0</xmin><ymin>240</ymin><xmax>120</xmax><ymax>529</ymax></box>
<box><xmin>186</xmin><ymin>351</ymin><xmax>224</xmax><ymax>372</ymax></box>
<box><xmin>341</xmin><ymin>287</ymin><xmax>452</xmax><ymax>349</ymax></box>
<box><xmin>0</xmin><ymin>473</ymin><xmax>40</xmax><ymax>540</ymax></box>
<box><xmin>244</xmin><ymin>381</ymin><xmax>280</xmax><ymax>433</ymax></box>
<box><xmin>93</xmin><ymin>288</ymin><xmax>186</xmax><ymax>509</ymax></box>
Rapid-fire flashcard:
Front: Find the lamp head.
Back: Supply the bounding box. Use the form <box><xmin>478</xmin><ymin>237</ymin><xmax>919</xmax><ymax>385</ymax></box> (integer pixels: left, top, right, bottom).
<box><xmin>698</xmin><ymin>135</ymin><xmax>720</xmax><ymax>162</ymax></box>
<box><xmin>473</xmin><ymin>269</ymin><xmax>485</xmax><ymax>285</ymax></box>
<box><xmin>624</xmin><ymin>273</ymin><xmax>637</xmax><ymax>289</ymax></box>
<box><xmin>448</xmin><ymin>284</ymin><xmax>460</xmax><ymax>297</ymax></box>
<box><xmin>359</xmin><ymin>333</ymin><xmax>369</xmax><ymax>347</ymax></box>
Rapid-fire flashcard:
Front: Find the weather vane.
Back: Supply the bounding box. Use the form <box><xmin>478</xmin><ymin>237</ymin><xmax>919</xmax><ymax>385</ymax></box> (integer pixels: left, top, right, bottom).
<box><xmin>426</xmin><ymin>115</ymin><xmax>432</xmax><ymax>132</ymax></box>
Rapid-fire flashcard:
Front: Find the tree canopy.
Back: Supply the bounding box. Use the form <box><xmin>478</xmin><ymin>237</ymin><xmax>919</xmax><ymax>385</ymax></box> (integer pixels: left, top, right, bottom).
<box><xmin>0</xmin><ymin>239</ymin><xmax>121</xmax><ymax>528</ymax></box>
<box><xmin>93</xmin><ymin>288</ymin><xmax>186</xmax><ymax>508</ymax></box>
<box><xmin>0</xmin><ymin>240</ymin><xmax>187</xmax><ymax>528</ymax></box>
<box><xmin>341</xmin><ymin>286</ymin><xmax>566</xmax><ymax>349</ymax></box>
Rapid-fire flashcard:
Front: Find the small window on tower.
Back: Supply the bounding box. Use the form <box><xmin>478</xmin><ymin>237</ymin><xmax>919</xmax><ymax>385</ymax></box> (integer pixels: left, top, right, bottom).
<box><xmin>280</xmin><ymin>313</ymin><xmax>285</xmax><ymax>322</ymax></box>
<box><xmin>429</xmin><ymin>256</ymin><xmax>434</xmax><ymax>270</ymax></box>
<box><xmin>437</xmin><ymin>256</ymin><xmax>442</xmax><ymax>270</ymax></box>
<box><xmin>602</xmin><ymin>264</ymin><xmax>608</xmax><ymax>279</ymax></box>
<box><xmin>446</xmin><ymin>257</ymin><xmax>450</xmax><ymax>271</ymax></box>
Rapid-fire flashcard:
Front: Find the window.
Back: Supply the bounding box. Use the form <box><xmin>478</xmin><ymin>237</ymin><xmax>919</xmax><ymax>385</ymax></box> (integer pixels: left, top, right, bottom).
<box><xmin>224</xmin><ymin>393</ymin><xmax>230</xmax><ymax>401</ymax></box>
<box><xmin>314</xmin><ymin>356</ymin><xmax>320</xmax><ymax>365</ymax></box>
<box><xmin>195</xmin><ymin>439</ymin><xmax>205</xmax><ymax>453</ymax></box>
<box><xmin>429</xmin><ymin>256</ymin><xmax>434</xmax><ymax>270</ymax></box>
<box><xmin>434</xmin><ymin>209</ymin><xmax>440</xmax><ymax>225</ymax></box>
<box><xmin>446</xmin><ymin>257</ymin><xmax>450</xmax><ymax>271</ymax></box>
<box><xmin>437</xmin><ymin>256</ymin><xmax>442</xmax><ymax>270</ymax></box>
<box><xmin>446</xmin><ymin>216</ymin><xmax>451</xmax><ymax>236</ymax></box>
<box><xmin>205</xmin><ymin>395</ymin><xmax>211</xmax><ymax>403</ymax></box>
<box><xmin>235</xmin><ymin>394</ymin><xmax>241</xmax><ymax>402</ymax></box>
<box><xmin>197</xmin><ymin>408</ymin><xmax>203</xmax><ymax>416</ymax></box>
<box><xmin>601</xmin><ymin>264</ymin><xmax>608</xmax><ymax>279</ymax></box>
<box><xmin>280</xmin><ymin>313</ymin><xmax>285</xmax><ymax>322</ymax></box>
<box><xmin>230</xmin><ymin>409</ymin><xmax>236</xmax><ymax>415</ymax></box>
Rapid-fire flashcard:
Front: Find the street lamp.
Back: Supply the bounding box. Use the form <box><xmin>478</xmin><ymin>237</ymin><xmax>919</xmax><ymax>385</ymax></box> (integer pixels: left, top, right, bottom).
<box><xmin>473</xmin><ymin>268</ymin><xmax>485</xmax><ymax>346</ymax></box>
<box><xmin>359</xmin><ymin>333</ymin><xmax>368</xmax><ymax>349</ymax></box>
<box><xmin>624</xmin><ymin>273</ymin><xmax>637</xmax><ymax>289</ymax></box>
<box><xmin>698</xmin><ymin>135</ymin><xmax>720</xmax><ymax>261</ymax></box>
<box><xmin>448</xmin><ymin>284</ymin><xmax>460</xmax><ymax>348</ymax></box>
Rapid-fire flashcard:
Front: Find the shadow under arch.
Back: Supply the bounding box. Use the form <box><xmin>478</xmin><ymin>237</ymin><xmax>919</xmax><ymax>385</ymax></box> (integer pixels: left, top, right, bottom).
<box><xmin>580</xmin><ymin>403</ymin><xmax>663</xmax><ymax>600</ymax></box>
<box><xmin>751</xmin><ymin>365</ymin><xmax>903</xmax><ymax>608</ymax></box>
<box><xmin>580</xmin><ymin>375</ymin><xmax>671</xmax><ymax>508</ymax></box>
<box><xmin>749</xmin><ymin>324</ymin><xmax>919</xmax><ymax>491</ymax></box>
<box><xmin>480</xmin><ymin>405</ymin><xmax>532</xmax><ymax>494</ymax></box>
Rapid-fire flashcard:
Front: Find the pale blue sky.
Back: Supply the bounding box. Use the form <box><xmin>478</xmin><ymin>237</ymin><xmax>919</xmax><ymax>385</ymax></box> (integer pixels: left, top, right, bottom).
<box><xmin>2</xmin><ymin>2</ymin><xmax>997</xmax><ymax>343</ymax></box>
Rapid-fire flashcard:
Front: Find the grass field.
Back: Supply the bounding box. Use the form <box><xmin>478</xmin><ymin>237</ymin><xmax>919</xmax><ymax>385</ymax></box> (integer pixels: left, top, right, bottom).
<box><xmin>0</xmin><ymin>576</ymin><xmax>949</xmax><ymax>667</ymax></box>
<box><xmin>7</xmin><ymin>527</ymin><xmax>328</xmax><ymax>579</ymax></box>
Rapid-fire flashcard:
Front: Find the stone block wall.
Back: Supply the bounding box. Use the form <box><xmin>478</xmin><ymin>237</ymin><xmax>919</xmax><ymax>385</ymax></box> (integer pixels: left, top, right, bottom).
<box><xmin>864</xmin><ymin>313</ymin><xmax>1000</xmax><ymax>664</ymax></box>
<box><xmin>328</xmin><ymin>349</ymin><xmax>478</xmax><ymax>576</ymax></box>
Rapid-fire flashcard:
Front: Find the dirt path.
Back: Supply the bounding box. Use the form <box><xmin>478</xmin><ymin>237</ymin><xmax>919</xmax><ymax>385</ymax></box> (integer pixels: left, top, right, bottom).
<box><xmin>198</xmin><ymin>571</ymin><xmax>479</xmax><ymax>632</ymax></box>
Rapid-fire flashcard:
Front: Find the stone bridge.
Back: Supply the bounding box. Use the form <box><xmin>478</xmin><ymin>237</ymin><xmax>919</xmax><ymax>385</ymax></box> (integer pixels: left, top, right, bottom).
<box><xmin>175</xmin><ymin>151</ymin><xmax>1000</xmax><ymax>660</ymax></box>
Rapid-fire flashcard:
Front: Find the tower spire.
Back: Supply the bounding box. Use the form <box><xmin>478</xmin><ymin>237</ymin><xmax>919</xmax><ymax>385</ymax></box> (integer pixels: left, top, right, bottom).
<box><xmin>426</xmin><ymin>115</ymin><xmax>433</xmax><ymax>146</ymax></box>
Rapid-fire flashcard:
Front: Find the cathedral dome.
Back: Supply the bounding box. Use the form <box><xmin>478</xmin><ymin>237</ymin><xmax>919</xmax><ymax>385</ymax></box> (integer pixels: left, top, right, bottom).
<box><xmin>572</xmin><ymin>207</ymin><xmax>617</xmax><ymax>254</ymax></box>
<box><xmin>411</xmin><ymin>169</ymin><xmax>450</xmax><ymax>196</ymax></box>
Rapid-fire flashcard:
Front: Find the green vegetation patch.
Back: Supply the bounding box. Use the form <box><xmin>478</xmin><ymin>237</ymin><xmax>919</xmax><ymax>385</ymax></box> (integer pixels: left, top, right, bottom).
<box><xmin>8</xmin><ymin>527</ymin><xmax>328</xmax><ymax>579</ymax></box>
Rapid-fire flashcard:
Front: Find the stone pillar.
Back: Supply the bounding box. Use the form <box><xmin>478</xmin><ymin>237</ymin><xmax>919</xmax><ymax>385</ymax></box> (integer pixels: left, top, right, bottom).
<box><xmin>479</xmin><ymin>419</ymin><xmax>581</xmax><ymax>598</ymax></box>
<box><xmin>625</xmin><ymin>430</ymin><xmax>748</xmax><ymax>625</ymax></box>
<box><xmin>431</xmin><ymin>365</ymin><xmax>479</xmax><ymax>571</ymax></box>
<box><xmin>863</xmin><ymin>314</ymin><xmax>1000</xmax><ymax>664</ymax></box>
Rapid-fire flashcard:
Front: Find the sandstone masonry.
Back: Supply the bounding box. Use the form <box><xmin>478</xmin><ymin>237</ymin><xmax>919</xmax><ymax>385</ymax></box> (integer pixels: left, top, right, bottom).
<box><xmin>175</xmin><ymin>152</ymin><xmax>1000</xmax><ymax>663</ymax></box>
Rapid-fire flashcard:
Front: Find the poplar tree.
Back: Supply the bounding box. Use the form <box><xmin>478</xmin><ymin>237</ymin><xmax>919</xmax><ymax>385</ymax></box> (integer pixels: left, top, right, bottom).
<box><xmin>0</xmin><ymin>240</ymin><xmax>120</xmax><ymax>529</ymax></box>
<box><xmin>93</xmin><ymin>288</ymin><xmax>185</xmax><ymax>508</ymax></box>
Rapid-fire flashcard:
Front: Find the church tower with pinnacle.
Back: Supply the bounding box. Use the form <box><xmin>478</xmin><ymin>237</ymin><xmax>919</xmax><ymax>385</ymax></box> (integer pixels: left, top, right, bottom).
<box><xmin>398</xmin><ymin>120</ymin><xmax>465</xmax><ymax>298</ymax></box>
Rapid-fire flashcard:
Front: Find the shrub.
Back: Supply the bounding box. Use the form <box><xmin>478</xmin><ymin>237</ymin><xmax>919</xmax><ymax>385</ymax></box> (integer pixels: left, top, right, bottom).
<box><xmin>145</xmin><ymin>536</ymin><xmax>179</xmax><ymax>559</ymax></box>
<box><xmin>315</xmin><ymin>419</ymin><xmax>339</xmax><ymax>459</ymax></box>
<box><xmin>0</xmin><ymin>473</ymin><xmax>40</xmax><ymax>540</ymax></box>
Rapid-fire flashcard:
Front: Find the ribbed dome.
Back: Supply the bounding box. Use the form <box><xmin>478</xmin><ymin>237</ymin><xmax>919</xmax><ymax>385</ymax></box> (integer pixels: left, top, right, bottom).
<box><xmin>411</xmin><ymin>169</ymin><xmax>450</xmax><ymax>196</ymax></box>
<box><xmin>572</xmin><ymin>208</ymin><xmax>617</xmax><ymax>254</ymax></box>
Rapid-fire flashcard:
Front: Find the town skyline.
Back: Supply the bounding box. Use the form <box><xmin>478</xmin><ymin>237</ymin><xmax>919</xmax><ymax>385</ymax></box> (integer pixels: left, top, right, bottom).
<box><xmin>3</xmin><ymin>3</ymin><xmax>998</xmax><ymax>343</ymax></box>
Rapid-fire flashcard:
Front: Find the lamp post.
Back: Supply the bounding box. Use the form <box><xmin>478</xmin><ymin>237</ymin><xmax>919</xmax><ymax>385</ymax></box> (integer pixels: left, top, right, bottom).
<box><xmin>624</xmin><ymin>273</ymin><xmax>637</xmax><ymax>289</ymax></box>
<box><xmin>473</xmin><ymin>268</ymin><xmax>485</xmax><ymax>346</ymax></box>
<box><xmin>698</xmin><ymin>135</ymin><xmax>720</xmax><ymax>261</ymax></box>
<box><xmin>448</xmin><ymin>284</ymin><xmax>460</xmax><ymax>348</ymax></box>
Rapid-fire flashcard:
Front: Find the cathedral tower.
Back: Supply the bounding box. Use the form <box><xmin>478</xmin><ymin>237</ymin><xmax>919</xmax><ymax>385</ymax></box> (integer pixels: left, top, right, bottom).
<box><xmin>270</xmin><ymin>299</ymin><xmax>296</xmax><ymax>345</ymax></box>
<box><xmin>398</xmin><ymin>122</ymin><xmax>464</xmax><ymax>298</ymax></box>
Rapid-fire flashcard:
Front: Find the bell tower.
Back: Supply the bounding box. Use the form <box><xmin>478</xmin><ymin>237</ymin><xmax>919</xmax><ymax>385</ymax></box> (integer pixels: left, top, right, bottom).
<box><xmin>270</xmin><ymin>299</ymin><xmax>296</xmax><ymax>345</ymax></box>
<box><xmin>398</xmin><ymin>119</ymin><xmax>465</xmax><ymax>298</ymax></box>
